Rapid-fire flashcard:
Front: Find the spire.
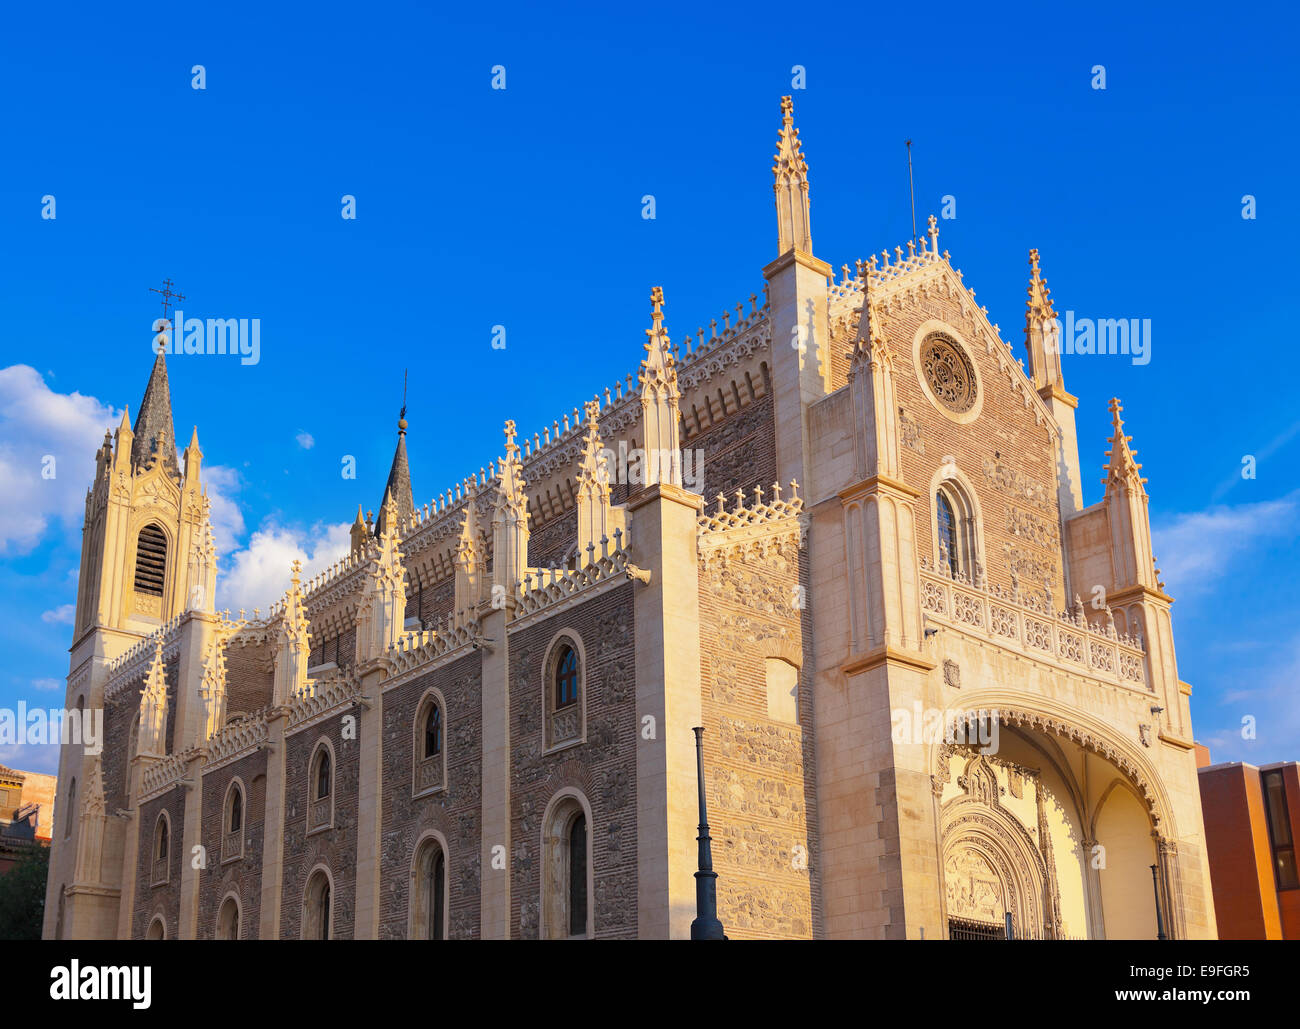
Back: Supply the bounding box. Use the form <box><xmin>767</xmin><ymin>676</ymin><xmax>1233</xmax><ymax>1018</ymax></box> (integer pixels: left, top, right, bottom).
<box><xmin>376</xmin><ymin>402</ymin><xmax>413</xmax><ymax>539</ymax></box>
<box><xmin>131</xmin><ymin>351</ymin><xmax>180</xmax><ymax>479</ymax></box>
<box><xmin>138</xmin><ymin>638</ymin><xmax>169</xmax><ymax>758</ymax></box>
<box><xmin>350</xmin><ymin>504</ymin><xmax>368</xmax><ymax>556</ymax></box>
<box><xmin>1024</xmin><ymin>248</ymin><xmax>1065</xmax><ymax>393</ymax></box>
<box><xmin>357</xmin><ymin>490</ymin><xmax>408</xmax><ymax>665</ymax></box>
<box><xmin>273</xmin><ymin>560</ymin><xmax>312</xmax><ymax>703</ymax></box>
<box><xmin>638</xmin><ymin>287</ymin><xmax>683</xmax><ymax>488</ymax></box>
<box><xmin>453</xmin><ymin>479</ymin><xmax>482</xmax><ymax>622</ymax></box>
<box><xmin>576</xmin><ymin>398</ymin><xmax>618</xmax><ymax>561</ymax></box>
<box><xmin>1103</xmin><ymin>398</ymin><xmax>1147</xmax><ymax>498</ymax></box>
<box><xmin>492</xmin><ymin>420</ymin><xmax>530</xmax><ymax>594</ymax></box>
<box><xmin>773</xmin><ymin>95</ymin><xmax>813</xmax><ymax>256</ymax></box>
<box><xmin>847</xmin><ymin>286</ymin><xmax>901</xmax><ymax>480</ymax></box>
<box><xmin>198</xmin><ymin>640</ymin><xmax>228</xmax><ymax>741</ymax></box>
<box><xmin>1103</xmin><ymin>398</ymin><xmax>1159</xmax><ymax>592</ymax></box>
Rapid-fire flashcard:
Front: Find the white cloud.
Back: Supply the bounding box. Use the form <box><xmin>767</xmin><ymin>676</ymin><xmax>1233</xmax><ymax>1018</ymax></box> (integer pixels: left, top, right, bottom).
<box><xmin>31</xmin><ymin>678</ymin><xmax>62</xmax><ymax>692</ymax></box>
<box><xmin>202</xmin><ymin>464</ymin><xmax>246</xmax><ymax>555</ymax></box>
<box><xmin>1151</xmin><ymin>490</ymin><xmax>1300</xmax><ymax>597</ymax></box>
<box><xmin>0</xmin><ymin>365</ymin><xmax>120</xmax><ymax>554</ymax></box>
<box><xmin>40</xmin><ymin>604</ymin><xmax>75</xmax><ymax>624</ymax></box>
<box><xmin>216</xmin><ymin>520</ymin><xmax>351</xmax><ymax>614</ymax></box>
<box><xmin>1198</xmin><ymin>631</ymin><xmax>1300</xmax><ymax>765</ymax></box>
<box><xmin>296</xmin><ymin>431</ymin><xmax>315</xmax><ymax>450</ymax></box>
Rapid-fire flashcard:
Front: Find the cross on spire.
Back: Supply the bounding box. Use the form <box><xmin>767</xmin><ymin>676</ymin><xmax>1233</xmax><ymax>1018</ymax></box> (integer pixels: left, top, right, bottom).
<box><xmin>149</xmin><ymin>278</ymin><xmax>185</xmax><ymax>319</ymax></box>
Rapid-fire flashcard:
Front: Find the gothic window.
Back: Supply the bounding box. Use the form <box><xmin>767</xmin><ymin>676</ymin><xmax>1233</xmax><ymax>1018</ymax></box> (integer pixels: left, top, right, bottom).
<box><xmin>933</xmin><ymin>479</ymin><xmax>980</xmax><ymax>583</ymax></box>
<box><xmin>303</xmin><ymin>869</ymin><xmax>332</xmax><ymax>940</ymax></box>
<box><xmin>556</xmin><ymin>646</ymin><xmax>578</xmax><ymax>709</ymax></box>
<box><xmin>152</xmin><ymin>812</ymin><xmax>170</xmax><ymax>886</ymax></box>
<box><xmin>309</xmin><ymin>742</ymin><xmax>334</xmax><ymax>832</ymax></box>
<box><xmin>146</xmin><ymin>916</ymin><xmax>166</xmax><ymax>940</ymax></box>
<box><xmin>134</xmin><ymin>523</ymin><xmax>168</xmax><ymax>597</ymax></box>
<box><xmin>410</xmin><ymin>836</ymin><xmax>448</xmax><ymax>940</ymax></box>
<box><xmin>568</xmin><ymin>814</ymin><xmax>588</xmax><ymax>937</ymax></box>
<box><xmin>921</xmin><ymin>333</ymin><xmax>977</xmax><ymax>414</ymax></box>
<box><xmin>542</xmin><ymin>793</ymin><xmax>592</xmax><ymax>939</ymax></box>
<box><xmin>64</xmin><ymin>778</ymin><xmax>76</xmax><ymax>839</ymax></box>
<box><xmin>936</xmin><ymin>492</ymin><xmax>959</xmax><ymax>577</ymax></box>
<box><xmin>413</xmin><ymin>691</ymin><xmax>447</xmax><ymax>795</ymax></box>
<box><xmin>217</xmin><ymin>895</ymin><xmax>240</xmax><ymax>940</ymax></box>
<box><xmin>545</xmin><ymin>635</ymin><xmax>585</xmax><ymax>750</ymax></box>
<box><xmin>223</xmin><ymin>781</ymin><xmax>245</xmax><ymax>862</ymax></box>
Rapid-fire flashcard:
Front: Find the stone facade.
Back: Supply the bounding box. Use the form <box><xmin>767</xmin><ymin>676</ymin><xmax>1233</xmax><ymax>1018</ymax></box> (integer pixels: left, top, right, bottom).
<box><xmin>43</xmin><ymin>96</ymin><xmax>1216</xmax><ymax>940</ymax></box>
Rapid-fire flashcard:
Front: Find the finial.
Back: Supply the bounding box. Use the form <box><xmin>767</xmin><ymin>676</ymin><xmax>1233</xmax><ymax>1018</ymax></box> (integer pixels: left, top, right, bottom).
<box><xmin>291</xmin><ymin>559</ymin><xmax>302</xmax><ymax>585</ymax></box>
<box><xmin>504</xmin><ymin>419</ymin><xmax>517</xmax><ymax>448</ymax></box>
<box><xmin>398</xmin><ymin>368</ymin><xmax>409</xmax><ymax>432</ymax></box>
<box><xmin>781</xmin><ymin>95</ymin><xmax>794</xmax><ymax>118</ymax></box>
<box><xmin>648</xmin><ymin>286</ymin><xmax>665</xmax><ymax>338</ymax></box>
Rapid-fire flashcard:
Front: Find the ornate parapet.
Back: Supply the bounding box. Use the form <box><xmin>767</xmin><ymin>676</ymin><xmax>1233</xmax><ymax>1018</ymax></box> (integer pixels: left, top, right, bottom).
<box><xmin>512</xmin><ymin>530</ymin><xmax>634</xmax><ymax>624</ymax></box>
<box><xmin>386</xmin><ymin>619</ymin><xmax>479</xmax><ymax>682</ymax></box>
<box><xmin>919</xmin><ymin>559</ymin><xmax>1147</xmax><ymax>691</ymax></box>
<box><xmin>202</xmin><ymin>709</ymin><xmax>271</xmax><ymax>773</ymax></box>
<box><xmin>698</xmin><ymin>481</ymin><xmax>806</xmax><ymax>556</ymax></box>
<box><xmin>286</xmin><ymin>670</ymin><xmax>362</xmax><ymax>734</ymax></box>
<box><xmin>138</xmin><ymin>749</ymin><xmax>195</xmax><ymax>803</ymax></box>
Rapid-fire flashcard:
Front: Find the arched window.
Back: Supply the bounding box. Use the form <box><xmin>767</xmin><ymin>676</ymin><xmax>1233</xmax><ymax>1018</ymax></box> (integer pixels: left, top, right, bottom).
<box><xmin>217</xmin><ymin>896</ymin><xmax>240</xmax><ymax>940</ymax></box>
<box><xmin>556</xmin><ymin>645</ymin><xmax>578</xmax><ymax>709</ymax></box>
<box><xmin>223</xmin><ymin>781</ymin><xmax>245</xmax><ymax>862</ymax></box>
<box><xmin>152</xmin><ymin>813</ymin><xmax>170</xmax><ymax>886</ymax></box>
<box><xmin>542</xmin><ymin>793</ymin><xmax>592</xmax><ymax>939</ymax></box>
<box><xmin>568</xmin><ymin>814</ymin><xmax>588</xmax><ymax>937</ymax></box>
<box><xmin>936</xmin><ymin>492</ymin><xmax>959</xmax><ymax>577</ymax></box>
<box><xmin>64</xmin><ymin>778</ymin><xmax>76</xmax><ymax>839</ymax></box>
<box><xmin>414</xmin><ymin>693</ymin><xmax>447</xmax><ymax>795</ymax></box>
<box><xmin>545</xmin><ymin>635</ymin><xmax>585</xmax><ymax>750</ymax></box>
<box><xmin>134</xmin><ymin>523</ymin><xmax>168</xmax><ymax>597</ymax></box>
<box><xmin>933</xmin><ymin>478</ymin><xmax>980</xmax><ymax>583</ymax></box>
<box><xmin>410</xmin><ymin>837</ymin><xmax>447</xmax><ymax>940</ymax></box>
<box><xmin>309</xmin><ymin>743</ymin><xmax>334</xmax><ymax>832</ymax></box>
<box><xmin>303</xmin><ymin>869</ymin><xmax>332</xmax><ymax>940</ymax></box>
<box><xmin>424</xmin><ymin>704</ymin><xmax>442</xmax><ymax>758</ymax></box>
<box><xmin>146</xmin><ymin>916</ymin><xmax>166</xmax><ymax>940</ymax></box>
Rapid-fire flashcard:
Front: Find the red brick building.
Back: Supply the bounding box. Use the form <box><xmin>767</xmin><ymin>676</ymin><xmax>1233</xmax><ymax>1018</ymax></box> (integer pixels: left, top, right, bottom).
<box><xmin>1197</xmin><ymin>749</ymin><xmax>1300</xmax><ymax>939</ymax></box>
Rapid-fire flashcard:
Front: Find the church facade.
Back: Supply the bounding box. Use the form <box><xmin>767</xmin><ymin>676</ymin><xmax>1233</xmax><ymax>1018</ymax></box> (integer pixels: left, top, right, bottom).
<box><xmin>42</xmin><ymin>97</ymin><xmax>1217</xmax><ymax>940</ymax></box>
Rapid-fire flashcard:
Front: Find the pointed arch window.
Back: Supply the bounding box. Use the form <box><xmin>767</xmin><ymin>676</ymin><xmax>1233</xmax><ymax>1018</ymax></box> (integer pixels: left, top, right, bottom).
<box><xmin>64</xmin><ymin>778</ymin><xmax>76</xmax><ymax>840</ymax></box>
<box><xmin>223</xmin><ymin>781</ymin><xmax>245</xmax><ymax>862</ymax></box>
<box><xmin>545</xmin><ymin>635</ymin><xmax>586</xmax><ymax>750</ymax></box>
<box><xmin>543</xmin><ymin>794</ymin><xmax>592</xmax><ymax>939</ymax></box>
<box><xmin>217</xmin><ymin>895</ymin><xmax>240</xmax><ymax>940</ymax></box>
<box><xmin>309</xmin><ymin>743</ymin><xmax>334</xmax><ymax>832</ymax></box>
<box><xmin>303</xmin><ymin>869</ymin><xmax>332</xmax><ymax>940</ymax></box>
<box><xmin>414</xmin><ymin>692</ymin><xmax>447</xmax><ymax>796</ymax></box>
<box><xmin>411</xmin><ymin>837</ymin><xmax>448</xmax><ymax>940</ymax></box>
<box><xmin>933</xmin><ymin>480</ymin><xmax>980</xmax><ymax>583</ymax></box>
<box><xmin>152</xmin><ymin>813</ymin><xmax>171</xmax><ymax>886</ymax></box>
<box><xmin>936</xmin><ymin>492</ymin><xmax>959</xmax><ymax>577</ymax></box>
<box><xmin>134</xmin><ymin>524</ymin><xmax>168</xmax><ymax>597</ymax></box>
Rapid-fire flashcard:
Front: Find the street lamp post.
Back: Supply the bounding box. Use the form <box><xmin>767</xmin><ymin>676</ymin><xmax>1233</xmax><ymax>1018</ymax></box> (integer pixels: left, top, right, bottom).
<box><xmin>1150</xmin><ymin>863</ymin><xmax>1168</xmax><ymax>940</ymax></box>
<box><xmin>690</xmin><ymin>726</ymin><xmax>726</xmax><ymax>940</ymax></box>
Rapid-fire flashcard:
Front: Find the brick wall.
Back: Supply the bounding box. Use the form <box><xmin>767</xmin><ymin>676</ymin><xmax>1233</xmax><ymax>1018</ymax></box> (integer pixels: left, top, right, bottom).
<box><xmin>378</xmin><ymin>651</ymin><xmax>483</xmax><ymax>939</ymax></box>
<box><xmin>197</xmin><ymin>751</ymin><xmax>268</xmax><ymax>938</ymax></box>
<box><xmin>281</xmin><ymin>712</ymin><xmax>359</xmax><ymax>939</ymax></box>
<box><xmin>133</xmin><ymin>788</ymin><xmax>184</xmax><ymax>939</ymax></box>
<box><xmin>507</xmin><ymin>583</ymin><xmax>638</xmax><ymax>939</ymax></box>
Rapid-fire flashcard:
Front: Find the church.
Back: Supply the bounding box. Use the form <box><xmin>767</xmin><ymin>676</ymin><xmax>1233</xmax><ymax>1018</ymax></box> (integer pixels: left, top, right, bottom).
<box><xmin>42</xmin><ymin>97</ymin><xmax>1217</xmax><ymax>940</ymax></box>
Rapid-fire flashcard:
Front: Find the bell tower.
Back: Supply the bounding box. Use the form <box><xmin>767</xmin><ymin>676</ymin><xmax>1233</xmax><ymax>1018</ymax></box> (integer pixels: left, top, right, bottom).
<box><xmin>73</xmin><ymin>344</ymin><xmax>216</xmax><ymax>637</ymax></box>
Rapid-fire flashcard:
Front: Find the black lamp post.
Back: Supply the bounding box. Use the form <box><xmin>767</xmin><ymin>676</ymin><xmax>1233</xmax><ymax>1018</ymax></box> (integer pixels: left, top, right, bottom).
<box><xmin>1150</xmin><ymin>863</ymin><xmax>1168</xmax><ymax>940</ymax></box>
<box><xmin>690</xmin><ymin>726</ymin><xmax>726</xmax><ymax>940</ymax></box>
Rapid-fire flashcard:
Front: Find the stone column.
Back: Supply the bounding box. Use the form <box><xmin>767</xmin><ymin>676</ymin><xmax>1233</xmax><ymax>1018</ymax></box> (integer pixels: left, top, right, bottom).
<box><xmin>258</xmin><ymin>707</ymin><xmax>290</xmax><ymax>939</ymax></box>
<box><xmin>352</xmin><ymin>666</ymin><xmax>386</xmax><ymax>937</ymax></box>
<box><xmin>631</xmin><ymin>482</ymin><xmax>704</xmax><ymax>939</ymax></box>
<box><xmin>478</xmin><ymin>600</ymin><xmax>511</xmax><ymax>939</ymax></box>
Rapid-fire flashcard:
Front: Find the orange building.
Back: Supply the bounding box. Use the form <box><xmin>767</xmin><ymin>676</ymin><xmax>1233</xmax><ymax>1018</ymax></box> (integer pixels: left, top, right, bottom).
<box><xmin>1197</xmin><ymin>749</ymin><xmax>1300</xmax><ymax>939</ymax></box>
<box><xmin>0</xmin><ymin>764</ymin><xmax>58</xmax><ymax>875</ymax></box>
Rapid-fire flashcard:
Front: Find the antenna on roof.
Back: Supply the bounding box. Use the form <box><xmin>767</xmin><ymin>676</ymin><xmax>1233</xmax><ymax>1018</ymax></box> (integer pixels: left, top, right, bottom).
<box><xmin>906</xmin><ymin>140</ymin><xmax>917</xmax><ymax>244</ymax></box>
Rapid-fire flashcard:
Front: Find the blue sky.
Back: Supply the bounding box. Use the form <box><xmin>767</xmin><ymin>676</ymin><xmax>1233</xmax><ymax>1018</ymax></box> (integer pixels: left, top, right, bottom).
<box><xmin>1</xmin><ymin>1</ymin><xmax>1297</xmax><ymax>774</ymax></box>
